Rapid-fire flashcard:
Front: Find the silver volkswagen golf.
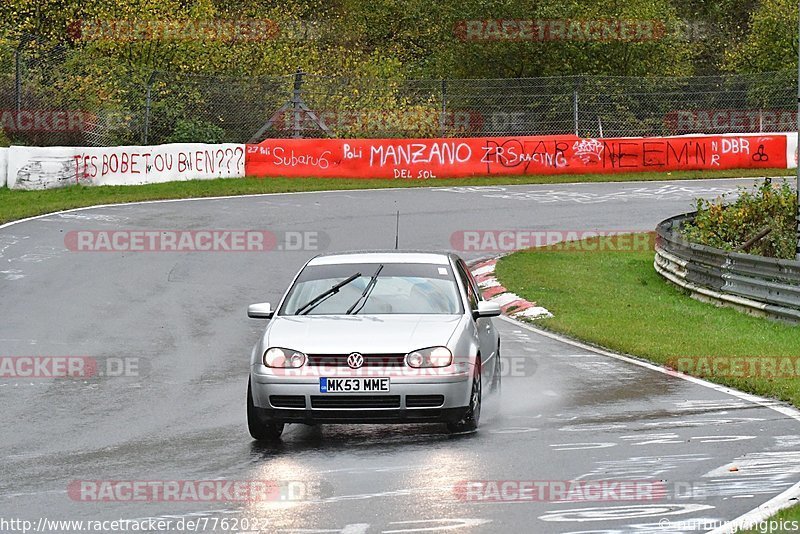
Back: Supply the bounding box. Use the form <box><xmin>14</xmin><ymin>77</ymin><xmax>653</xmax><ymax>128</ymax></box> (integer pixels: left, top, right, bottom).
<box><xmin>246</xmin><ymin>251</ymin><xmax>501</xmax><ymax>440</ymax></box>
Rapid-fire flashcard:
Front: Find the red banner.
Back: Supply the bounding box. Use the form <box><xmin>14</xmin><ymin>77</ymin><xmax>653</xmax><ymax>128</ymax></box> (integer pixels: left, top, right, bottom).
<box><xmin>245</xmin><ymin>134</ymin><xmax>786</xmax><ymax>179</ymax></box>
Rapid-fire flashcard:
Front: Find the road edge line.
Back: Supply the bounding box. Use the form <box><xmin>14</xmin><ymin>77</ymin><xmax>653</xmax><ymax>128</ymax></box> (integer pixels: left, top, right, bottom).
<box><xmin>498</xmin><ymin>314</ymin><xmax>800</xmax><ymax>533</ymax></box>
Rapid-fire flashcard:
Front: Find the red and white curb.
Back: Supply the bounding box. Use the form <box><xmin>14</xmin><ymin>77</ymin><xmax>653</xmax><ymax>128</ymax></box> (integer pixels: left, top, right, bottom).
<box><xmin>470</xmin><ymin>259</ymin><xmax>552</xmax><ymax>320</ymax></box>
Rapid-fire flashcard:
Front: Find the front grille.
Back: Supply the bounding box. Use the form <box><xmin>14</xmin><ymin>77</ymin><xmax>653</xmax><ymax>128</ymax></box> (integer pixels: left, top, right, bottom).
<box><xmin>310</xmin><ymin>395</ymin><xmax>401</xmax><ymax>409</ymax></box>
<box><xmin>307</xmin><ymin>354</ymin><xmax>406</xmax><ymax>367</ymax></box>
<box><xmin>269</xmin><ymin>395</ymin><xmax>306</xmax><ymax>408</ymax></box>
<box><xmin>406</xmin><ymin>394</ymin><xmax>445</xmax><ymax>408</ymax></box>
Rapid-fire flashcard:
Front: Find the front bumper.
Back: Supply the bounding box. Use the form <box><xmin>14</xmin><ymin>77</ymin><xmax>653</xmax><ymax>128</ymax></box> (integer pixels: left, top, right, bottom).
<box><xmin>250</xmin><ymin>365</ymin><xmax>472</xmax><ymax>424</ymax></box>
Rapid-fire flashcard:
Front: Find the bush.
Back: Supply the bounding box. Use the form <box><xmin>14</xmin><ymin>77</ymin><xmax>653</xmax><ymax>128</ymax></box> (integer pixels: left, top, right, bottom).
<box><xmin>682</xmin><ymin>178</ymin><xmax>797</xmax><ymax>259</ymax></box>
<box><xmin>166</xmin><ymin>119</ymin><xmax>225</xmax><ymax>144</ymax></box>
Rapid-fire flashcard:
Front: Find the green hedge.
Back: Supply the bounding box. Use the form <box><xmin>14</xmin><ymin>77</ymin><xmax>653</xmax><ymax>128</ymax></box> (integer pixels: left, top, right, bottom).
<box><xmin>682</xmin><ymin>178</ymin><xmax>797</xmax><ymax>259</ymax></box>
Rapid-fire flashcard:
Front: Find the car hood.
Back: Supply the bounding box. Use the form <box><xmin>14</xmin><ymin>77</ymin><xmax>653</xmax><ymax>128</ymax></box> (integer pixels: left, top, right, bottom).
<box><xmin>265</xmin><ymin>314</ymin><xmax>463</xmax><ymax>354</ymax></box>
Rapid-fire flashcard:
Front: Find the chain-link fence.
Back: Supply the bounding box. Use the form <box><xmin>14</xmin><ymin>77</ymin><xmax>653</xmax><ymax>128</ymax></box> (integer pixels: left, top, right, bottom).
<box><xmin>1</xmin><ymin>41</ymin><xmax>797</xmax><ymax>146</ymax></box>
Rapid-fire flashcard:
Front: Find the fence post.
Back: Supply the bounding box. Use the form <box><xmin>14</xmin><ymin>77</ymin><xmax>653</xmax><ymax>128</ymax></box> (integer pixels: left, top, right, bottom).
<box><xmin>440</xmin><ymin>79</ymin><xmax>448</xmax><ymax>137</ymax></box>
<box><xmin>796</xmin><ymin>13</ymin><xmax>800</xmax><ymax>260</ymax></box>
<box><xmin>573</xmin><ymin>78</ymin><xmax>580</xmax><ymax>136</ymax></box>
<box><xmin>292</xmin><ymin>69</ymin><xmax>304</xmax><ymax>139</ymax></box>
<box><xmin>14</xmin><ymin>46</ymin><xmax>22</xmax><ymax>114</ymax></box>
<box><xmin>143</xmin><ymin>71</ymin><xmax>156</xmax><ymax>145</ymax></box>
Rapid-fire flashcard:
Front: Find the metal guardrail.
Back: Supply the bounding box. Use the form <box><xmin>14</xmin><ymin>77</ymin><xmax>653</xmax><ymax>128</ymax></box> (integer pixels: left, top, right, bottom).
<box><xmin>654</xmin><ymin>212</ymin><xmax>800</xmax><ymax>323</ymax></box>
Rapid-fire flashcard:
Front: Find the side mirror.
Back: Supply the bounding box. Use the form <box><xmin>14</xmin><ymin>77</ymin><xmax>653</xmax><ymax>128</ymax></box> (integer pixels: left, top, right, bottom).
<box><xmin>474</xmin><ymin>301</ymin><xmax>501</xmax><ymax>319</ymax></box>
<box><xmin>247</xmin><ymin>302</ymin><xmax>273</xmax><ymax>319</ymax></box>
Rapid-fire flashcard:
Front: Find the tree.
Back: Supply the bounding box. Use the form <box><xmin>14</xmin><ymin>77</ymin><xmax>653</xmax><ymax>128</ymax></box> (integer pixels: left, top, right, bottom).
<box><xmin>725</xmin><ymin>0</ymin><xmax>798</xmax><ymax>73</ymax></box>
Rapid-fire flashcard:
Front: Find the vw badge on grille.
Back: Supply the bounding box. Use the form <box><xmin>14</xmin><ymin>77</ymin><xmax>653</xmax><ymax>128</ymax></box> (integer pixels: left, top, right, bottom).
<box><xmin>347</xmin><ymin>352</ymin><xmax>364</xmax><ymax>369</ymax></box>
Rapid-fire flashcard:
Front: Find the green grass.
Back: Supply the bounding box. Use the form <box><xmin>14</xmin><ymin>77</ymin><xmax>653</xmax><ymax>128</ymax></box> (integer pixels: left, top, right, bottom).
<box><xmin>0</xmin><ymin>167</ymin><xmax>790</xmax><ymax>225</ymax></box>
<box><xmin>495</xmin><ymin>237</ymin><xmax>800</xmax><ymax>405</ymax></box>
<box><xmin>496</xmin><ymin>235</ymin><xmax>800</xmax><ymax>530</ymax></box>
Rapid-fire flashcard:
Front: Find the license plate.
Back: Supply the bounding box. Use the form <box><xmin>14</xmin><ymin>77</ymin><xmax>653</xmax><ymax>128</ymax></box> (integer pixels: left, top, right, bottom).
<box><xmin>320</xmin><ymin>377</ymin><xmax>390</xmax><ymax>393</ymax></box>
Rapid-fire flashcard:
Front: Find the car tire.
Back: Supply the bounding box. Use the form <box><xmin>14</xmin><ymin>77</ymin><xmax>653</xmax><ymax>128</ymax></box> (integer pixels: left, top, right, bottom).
<box><xmin>447</xmin><ymin>358</ymin><xmax>481</xmax><ymax>433</ymax></box>
<box><xmin>247</xmin><ymin>379</ymin><xmax>284</xmax><ymax>441</ymax></box>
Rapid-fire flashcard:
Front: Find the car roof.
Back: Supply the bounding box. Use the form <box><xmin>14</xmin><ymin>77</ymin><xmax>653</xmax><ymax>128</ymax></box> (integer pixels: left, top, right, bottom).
<box><xmin>307</xmin><ymin>250</ymin><xmax>456</xmax><ymax>266</ymax></box>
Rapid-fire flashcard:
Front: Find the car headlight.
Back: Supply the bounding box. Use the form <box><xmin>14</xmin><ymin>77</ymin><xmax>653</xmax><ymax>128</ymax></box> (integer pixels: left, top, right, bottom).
<box><xmin>405</xmin><ymin>346</ymin><xmax>452</xmax><ymax>368</ymax></box>
<box><xmin>263</xmin><ymin>347</ymin><xmax>307</xmax><ymax>368</ymax></box>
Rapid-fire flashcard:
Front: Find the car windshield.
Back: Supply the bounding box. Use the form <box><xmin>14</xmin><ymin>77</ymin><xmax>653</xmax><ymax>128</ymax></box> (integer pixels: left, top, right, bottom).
<box><xmin>280</xmin><ymin>262</ymin><xmax>463</xmax><ymax>315</ymax></box>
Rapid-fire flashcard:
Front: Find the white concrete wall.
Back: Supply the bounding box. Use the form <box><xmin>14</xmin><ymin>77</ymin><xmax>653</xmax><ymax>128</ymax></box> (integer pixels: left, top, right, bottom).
<box><xmin>0</xmin><ymin>147</ymin><xmax>8</xmax><ymax>188</ymax></box>
<box><xmin>7</xmin><ymin>143</ymin><xmax>245</xmax><ymax>190</ymax></box>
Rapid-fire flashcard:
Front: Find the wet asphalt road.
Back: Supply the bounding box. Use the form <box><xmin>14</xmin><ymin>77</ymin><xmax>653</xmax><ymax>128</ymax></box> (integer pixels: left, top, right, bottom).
<box><xmin>2</xmin><ymin>178</ymin><xmax>800</xmax><ymax>533</ymax></box>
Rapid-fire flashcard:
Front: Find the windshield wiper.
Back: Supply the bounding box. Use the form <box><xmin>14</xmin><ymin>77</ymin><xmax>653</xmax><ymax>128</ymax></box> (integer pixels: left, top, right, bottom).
<box><xmin>296</xmin><ymin>272</ymin><xmax>361</xmax><ymax>315</ymax></box>
<box><xmin>346</xmin><ymin>264</ymin><xmax>384</xmax><ymax>315</ymax></box>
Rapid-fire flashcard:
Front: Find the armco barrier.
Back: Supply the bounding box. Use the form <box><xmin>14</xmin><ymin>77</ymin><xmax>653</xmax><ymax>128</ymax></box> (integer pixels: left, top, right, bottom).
<box><xmin>7</xmin><ymin>143</ymin><xmax>245</xmax><ymax>190</ymax></box>
<box><xmin>246</xmin><ymin>134</ymin><xmax>787</xmax><ymax>179</ymax></box>
<box><xmin>655</xmin><ymin>212</ymin><xmax>800</xmax><ymax>323</ymax></box>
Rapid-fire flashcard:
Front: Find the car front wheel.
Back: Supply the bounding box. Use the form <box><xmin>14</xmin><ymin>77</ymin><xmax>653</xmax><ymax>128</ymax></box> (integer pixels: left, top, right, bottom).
<box><xmin>247</xmin><ymin>379</ymin><xmax>284</xmax><ymax>440</ymax></box>
<box><xmin>448</xmin><ymin>358</ymin><xmax>481</xmax><ymax>433</ymax></box>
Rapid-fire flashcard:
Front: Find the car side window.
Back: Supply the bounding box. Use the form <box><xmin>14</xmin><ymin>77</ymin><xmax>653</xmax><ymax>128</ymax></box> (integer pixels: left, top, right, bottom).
<box><xmin>464</xmin><ymin>263</ymin><xmax>484</xmax><ymax>302</ymax></box>
<box><xmin>456</xmin><ymin>261</ymin><xmax>478</xmax><ymax>311</ymax></box>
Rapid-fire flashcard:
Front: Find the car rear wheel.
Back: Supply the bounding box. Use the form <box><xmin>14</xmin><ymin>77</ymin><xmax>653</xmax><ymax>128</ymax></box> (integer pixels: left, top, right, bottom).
<box><xmin>448</xmin><ymin>358</ymin><xmax>481</xmax><ymax>433</ymax></box>
<box><xmin>247</xmin><ymin>379</ymin><xmax>284</xmax><ymax>440</ymax></box>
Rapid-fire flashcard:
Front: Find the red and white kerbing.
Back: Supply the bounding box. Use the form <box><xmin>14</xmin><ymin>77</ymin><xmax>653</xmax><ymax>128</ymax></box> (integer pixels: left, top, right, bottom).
<box><xmin>470</xmin><ymin>259</ymin><xmax>552</xmax><ymax>320</ymax></box>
